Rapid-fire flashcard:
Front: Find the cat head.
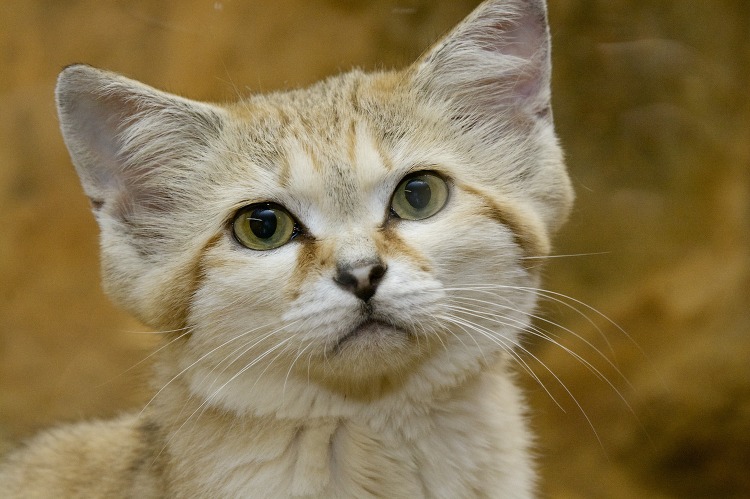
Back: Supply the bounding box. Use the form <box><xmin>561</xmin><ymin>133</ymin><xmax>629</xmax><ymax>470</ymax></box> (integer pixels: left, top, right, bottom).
<box><xmin>56</xmin><ymin>0</ymin><xmax>572</xmax><ymax>403</ymax></box>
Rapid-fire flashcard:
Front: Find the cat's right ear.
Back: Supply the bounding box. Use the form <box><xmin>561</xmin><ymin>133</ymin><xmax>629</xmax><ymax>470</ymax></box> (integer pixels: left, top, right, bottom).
<box><xmin>55</xmin><ymin>64</ymin><xmax>225</xmax><ymax>218</ymax></box>
<box><xmin>55</xmin><ymin>65</ymin><xmax>228</xmax><ymax>328</ymax></box>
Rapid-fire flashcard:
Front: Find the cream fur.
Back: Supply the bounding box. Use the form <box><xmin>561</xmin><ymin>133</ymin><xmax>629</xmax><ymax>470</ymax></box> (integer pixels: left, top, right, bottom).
<box><xmin>0</xmin><ymin>1</ymin><xmax>573</xmax><ymax>497</ymax></box>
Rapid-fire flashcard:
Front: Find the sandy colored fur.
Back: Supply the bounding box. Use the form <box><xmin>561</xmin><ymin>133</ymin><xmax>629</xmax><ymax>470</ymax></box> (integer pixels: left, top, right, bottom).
<box><xmin>0</xmin><ymin>415</ymin><xmax>161</xmax><ymax>497</ymax></box>
<box><xmin>1</xmin><ymin>1</ymin><xmax>570</xmax><ymax>497</ymax></box>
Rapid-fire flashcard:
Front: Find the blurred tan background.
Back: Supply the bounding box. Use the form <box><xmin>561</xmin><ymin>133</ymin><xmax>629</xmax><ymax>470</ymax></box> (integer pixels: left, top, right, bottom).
<box><xmin>1</xmin><ymin>1</ymin><xmax>748</xmax><ymax>497</ymax></box>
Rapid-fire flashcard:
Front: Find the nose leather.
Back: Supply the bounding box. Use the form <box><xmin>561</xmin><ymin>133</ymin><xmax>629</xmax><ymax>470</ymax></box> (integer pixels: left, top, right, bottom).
<box><xmin>334</xmin><ymin>260</ymin><xmax>387</xmax><ymax>302</ymax></box>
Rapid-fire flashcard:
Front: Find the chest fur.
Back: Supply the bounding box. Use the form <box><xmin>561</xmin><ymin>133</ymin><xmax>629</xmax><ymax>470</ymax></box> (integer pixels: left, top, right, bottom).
<box><xmin>157</xmin><ymin>369</ymin><xmax>533</xmax><ymax>498</ymax></box>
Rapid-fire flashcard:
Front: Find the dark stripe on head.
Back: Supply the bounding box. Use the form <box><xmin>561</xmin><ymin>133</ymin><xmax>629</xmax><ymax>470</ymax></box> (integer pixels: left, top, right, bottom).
<box><xmin>457</xmin><ymin>182</ymin><xmax>550</xmax><ymax>257</ymax></box>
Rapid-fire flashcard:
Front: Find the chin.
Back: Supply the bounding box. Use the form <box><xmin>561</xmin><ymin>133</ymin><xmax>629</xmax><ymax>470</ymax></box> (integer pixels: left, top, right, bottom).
<box><xmin>302</xmin><ymin>321</ymin><xmax>435</xmax><ymax>399</ymax></box>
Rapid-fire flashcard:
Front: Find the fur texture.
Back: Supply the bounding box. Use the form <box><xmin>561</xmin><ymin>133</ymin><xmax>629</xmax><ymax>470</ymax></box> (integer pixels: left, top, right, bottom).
<box><xmin>0</xmin><ymin>1</ymin><xmax>573</xmax><ymax>497</ymax></box>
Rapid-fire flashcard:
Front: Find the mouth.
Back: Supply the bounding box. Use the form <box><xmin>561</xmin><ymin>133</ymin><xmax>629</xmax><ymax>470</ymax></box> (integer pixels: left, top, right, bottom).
<box><xmin>333</xmin><ymin>318</ymin><xmax>402</xmax><ymax>352</ymax></box>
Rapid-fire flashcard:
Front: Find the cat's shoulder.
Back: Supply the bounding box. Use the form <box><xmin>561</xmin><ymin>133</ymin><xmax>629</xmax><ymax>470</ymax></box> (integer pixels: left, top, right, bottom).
<box><xmin>0</xmin><ymin>413</ymin><xmax>159</xmax><ymax>498</ymax></box>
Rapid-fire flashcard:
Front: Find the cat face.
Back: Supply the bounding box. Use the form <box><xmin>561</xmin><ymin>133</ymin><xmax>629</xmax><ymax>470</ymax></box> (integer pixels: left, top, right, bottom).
<box><xmin>184</xmin><ymin>76</ymin><xmax>545</xmax><ymax>395</ymax></box>
<box><xmin>56</xmin><ymin>0</ymin><xmax>572</xmax><ymax>405</ymax></box>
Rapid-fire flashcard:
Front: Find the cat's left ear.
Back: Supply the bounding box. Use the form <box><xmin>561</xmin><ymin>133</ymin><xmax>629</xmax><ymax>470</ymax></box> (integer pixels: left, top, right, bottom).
<box><xmin>413</xmin><ymin>0</ymin><xmax>552</xmax><ymax>124</ymax></box>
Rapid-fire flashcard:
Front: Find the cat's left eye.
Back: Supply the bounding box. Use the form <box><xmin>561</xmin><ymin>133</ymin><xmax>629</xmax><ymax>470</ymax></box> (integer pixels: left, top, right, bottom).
<box><xmin>232</xmin><ymin>203</ymin><xmax>298</xmax><ymax>250</ymax></box>
<box><xmin>391</xmin><ymin>171</ymin><xmax>449</xmax><ymax>220</ymax></box>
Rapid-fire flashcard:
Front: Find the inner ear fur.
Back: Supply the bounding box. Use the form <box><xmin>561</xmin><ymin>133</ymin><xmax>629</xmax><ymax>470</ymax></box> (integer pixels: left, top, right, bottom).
<box><xmin>55</xmin><ymin>64</ymin><xmax>226</xmax><ymax>221</ymax></box>
<box><xmin>55</xmin><ymin>65</ymin><xmax>227</xmax><ymax>328</ymax></box>
<box><xmin>413</xmin><ymin>0</ymin><xmax>552</xmax><ymax>124</ymax></box>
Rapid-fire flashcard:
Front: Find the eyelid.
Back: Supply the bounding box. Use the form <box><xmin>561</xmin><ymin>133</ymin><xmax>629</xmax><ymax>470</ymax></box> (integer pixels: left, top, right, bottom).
<box><xmin>227</xmin><ymin>200</ymin><xmax>303</xmax><ymax>226</ymax></box>
<box><xmin>396</xmin><ymin>169</ymin><xmax>452</xmax><ymax>195</ymax></box>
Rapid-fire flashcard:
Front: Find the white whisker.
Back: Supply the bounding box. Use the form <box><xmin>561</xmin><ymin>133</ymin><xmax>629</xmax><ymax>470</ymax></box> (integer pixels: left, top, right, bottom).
<box><xmin>139</xmin><ymin>320</ymin><xmax>297</xmax><ymax>416</ymax></box>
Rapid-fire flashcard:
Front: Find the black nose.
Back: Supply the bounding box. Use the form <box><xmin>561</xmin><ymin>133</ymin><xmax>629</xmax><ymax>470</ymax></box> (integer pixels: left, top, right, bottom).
<box><xmin>334</xmin><ymin>260</ymin><xmax>387</xmax><ymax>302</ymax></box>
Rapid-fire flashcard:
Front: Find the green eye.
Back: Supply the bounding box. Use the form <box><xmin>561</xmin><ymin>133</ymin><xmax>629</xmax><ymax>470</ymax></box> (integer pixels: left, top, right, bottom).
<box><xmin>232</xmin><ymin>203</ymin><xmax>297</xmax><ymax>250</ymax></box>
<box><xmin>391</xmin><ymin>172</ymin><xmax>449</xmax><ymax>220</ymax></box>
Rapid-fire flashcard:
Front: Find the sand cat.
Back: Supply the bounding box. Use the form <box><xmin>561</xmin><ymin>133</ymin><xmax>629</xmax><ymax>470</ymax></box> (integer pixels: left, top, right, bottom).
<box><xmin>0</xmin><ymin>0</ymin><xmax>572</xmax><ymax>496</ymax></box>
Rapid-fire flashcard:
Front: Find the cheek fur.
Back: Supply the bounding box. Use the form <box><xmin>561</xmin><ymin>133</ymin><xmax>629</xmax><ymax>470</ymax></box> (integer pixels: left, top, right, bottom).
<box><xmin>190</xmin><ymin>241</ymin><xmax>299</xmax><ymax>330</ymax></box>
<box><xmin>288</xmin><ymin>238</ymin><xmax>334</xmax><ymax>300</ymax></box>
<box><xmin>454</xmin><ymin>182</ymin><xmax>550</xmax><ymax>257</ymax></box>
<box><xmin>391</xmin><ymin>191</ymin><xmax>525</xmax><ymax>283</ymax></box>
<box><xmin>376</xmin><ymin>226</ymin><xmax>432</xmax><ymax>273</ymax></box>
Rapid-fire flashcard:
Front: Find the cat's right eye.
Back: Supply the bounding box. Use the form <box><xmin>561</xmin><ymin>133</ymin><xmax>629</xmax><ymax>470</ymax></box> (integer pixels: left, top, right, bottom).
<box><xmin>232</xmin><ymin>203</ymin><xmax>298</xmax><ymax>250</ymax></box>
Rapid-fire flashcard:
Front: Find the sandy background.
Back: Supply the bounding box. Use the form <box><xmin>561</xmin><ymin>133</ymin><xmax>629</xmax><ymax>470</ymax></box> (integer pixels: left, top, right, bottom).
<box><xmin>1</xmin><ymin>1</ymin><xmax>748</xmax><ymax>497</ymax></box>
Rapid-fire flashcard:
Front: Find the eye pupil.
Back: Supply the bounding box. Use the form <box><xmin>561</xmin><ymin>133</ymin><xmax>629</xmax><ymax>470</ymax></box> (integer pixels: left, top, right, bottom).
<box><xmin>249</xmin><ymin>208</ymin><xmax>278</xmax><ymax>239</ymax></box>
<box><xmin>404</xmin><ymin>178</ymin><xmax>431</xmax><ymax>209</ymax></box>
<box><xmin>233</xmin><ymin>203</ymin><xmax>297</xmax><ymax>250</ymax></box>
<box><xmin>390</xmin><ymin>171</ymin><xmax>448</xmax><ymax>221</ymax></box>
